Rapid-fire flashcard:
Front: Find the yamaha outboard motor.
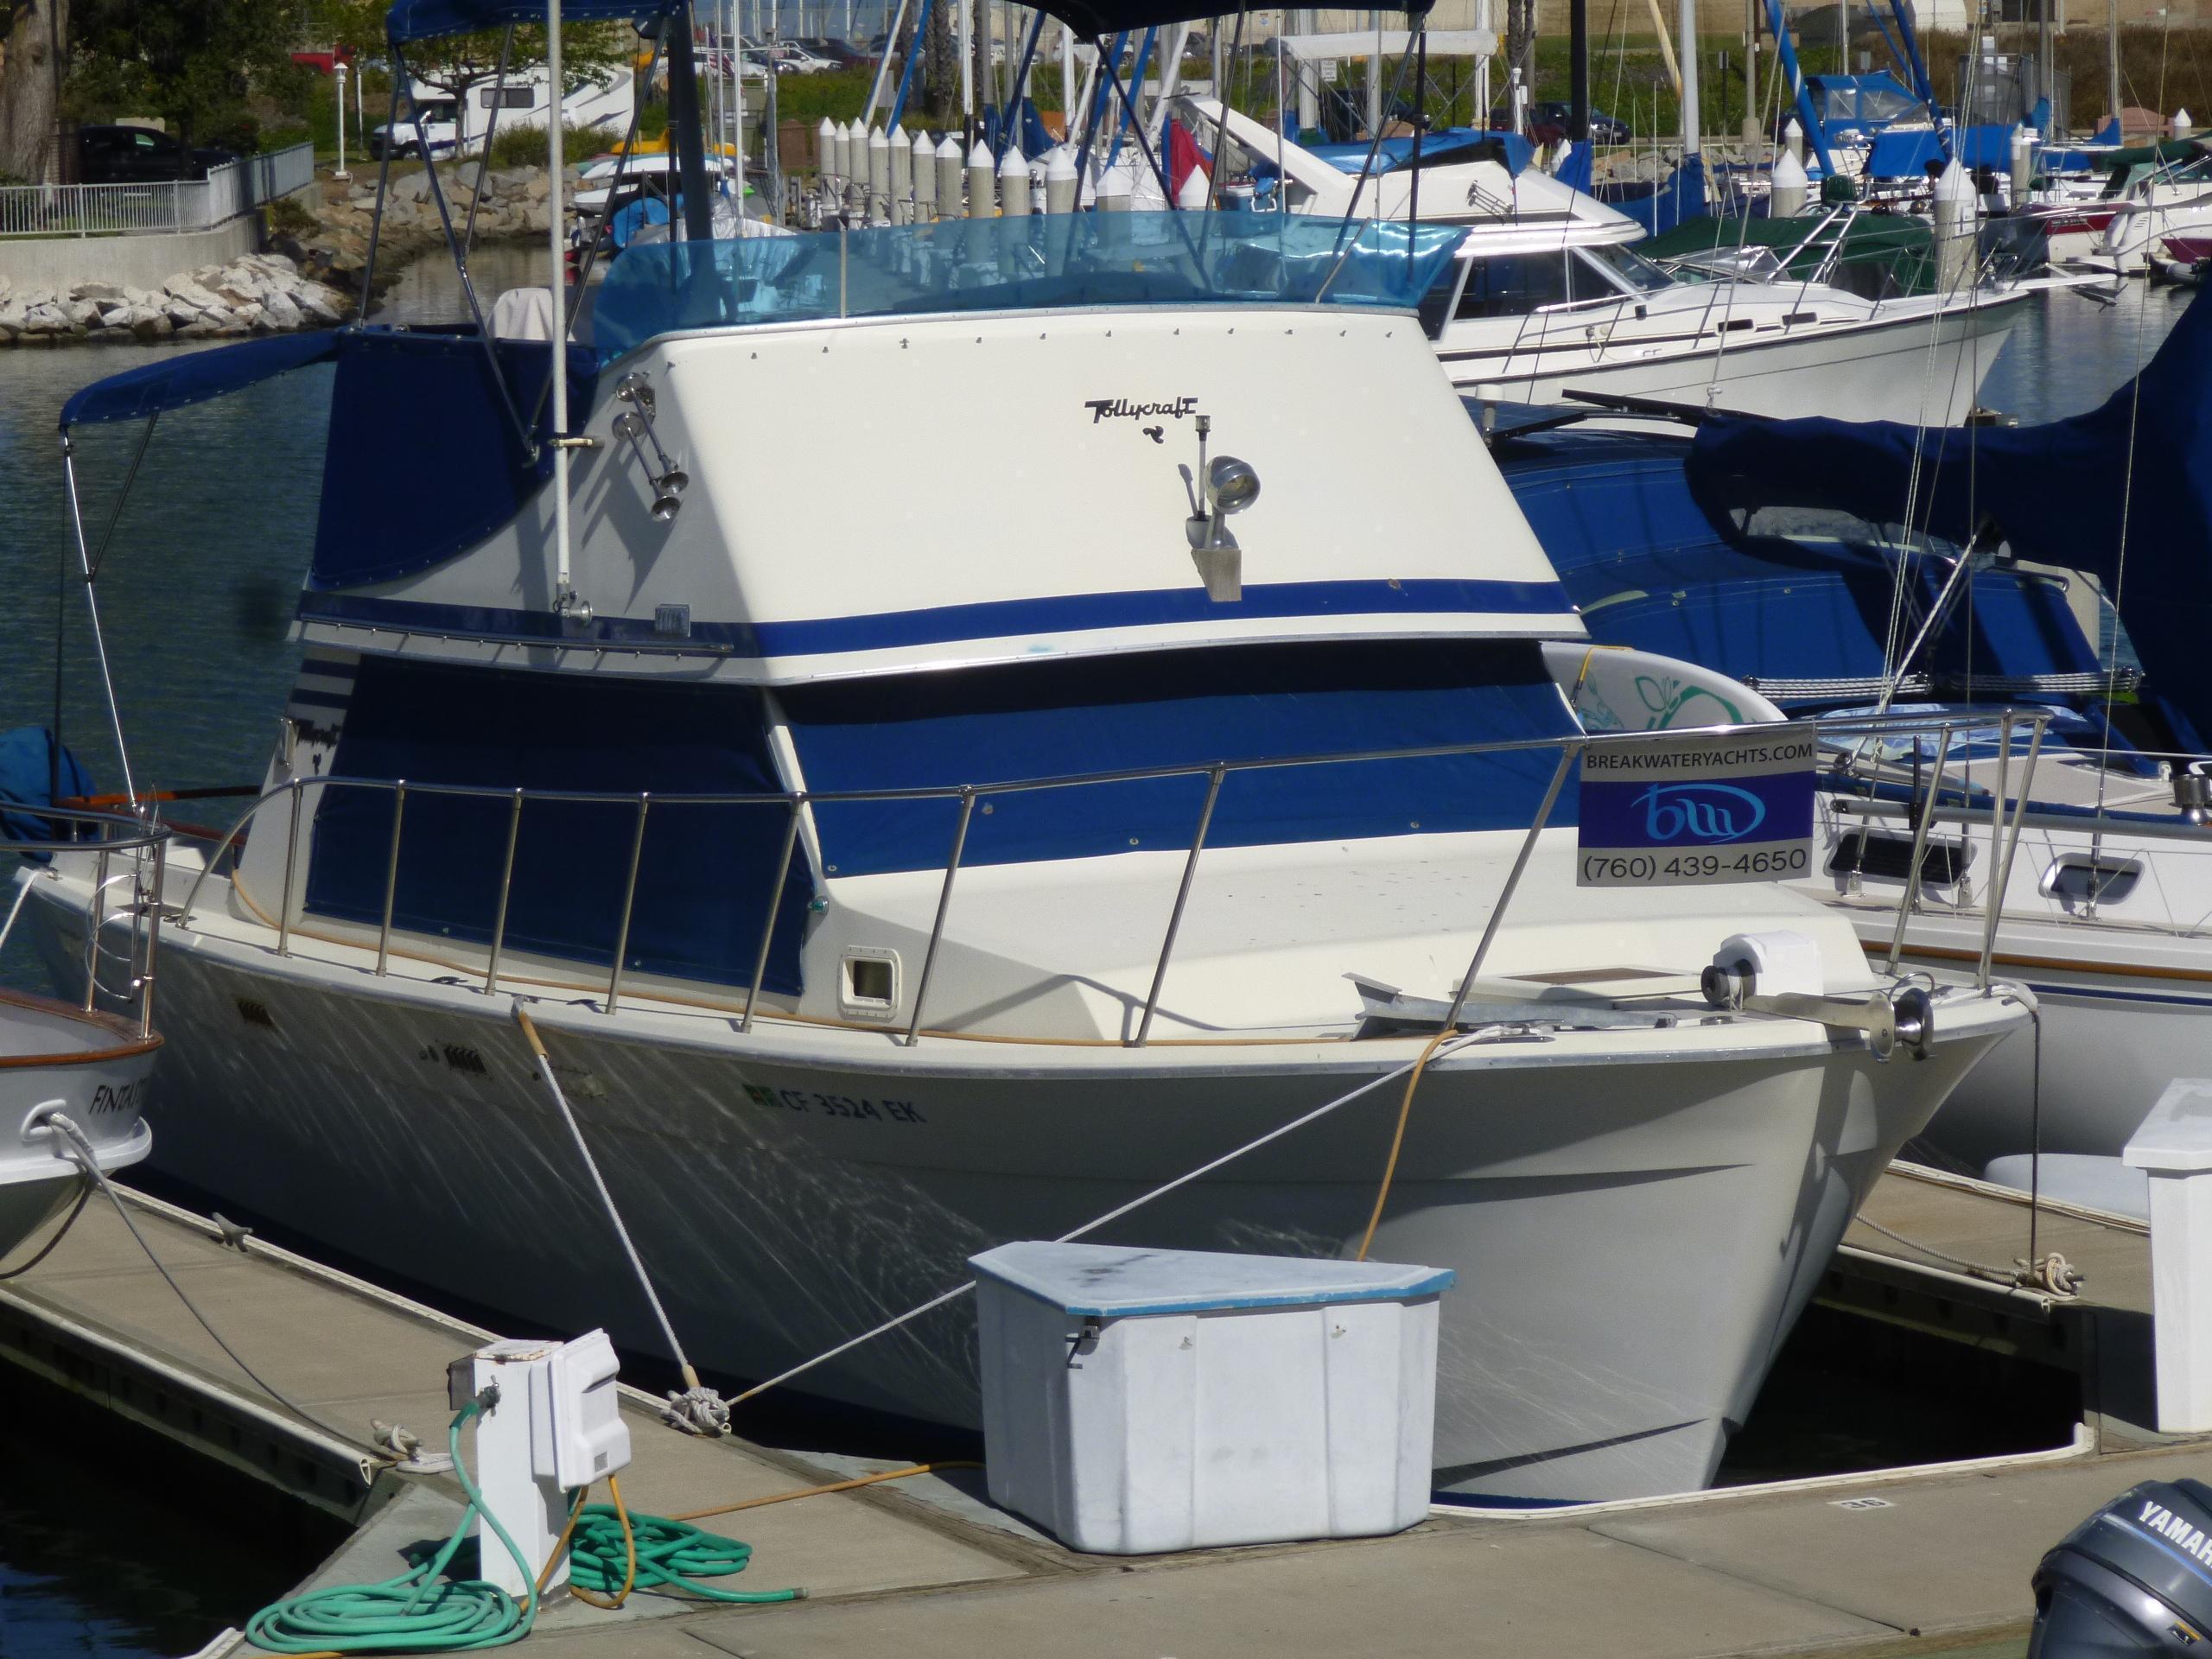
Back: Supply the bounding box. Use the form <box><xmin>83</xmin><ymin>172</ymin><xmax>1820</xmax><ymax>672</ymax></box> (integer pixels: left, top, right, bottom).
<box><xmin>2031</xmin><ymin>1480</ymin><xmax>2212</xmax><ymax>1654</ymax></box>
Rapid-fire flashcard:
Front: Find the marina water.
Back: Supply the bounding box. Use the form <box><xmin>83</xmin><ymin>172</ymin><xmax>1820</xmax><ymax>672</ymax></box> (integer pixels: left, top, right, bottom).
<box><xmin>0</xmin><ymin>259</ymin><xmax>2183</xmax><ymax>1652</ymax></box>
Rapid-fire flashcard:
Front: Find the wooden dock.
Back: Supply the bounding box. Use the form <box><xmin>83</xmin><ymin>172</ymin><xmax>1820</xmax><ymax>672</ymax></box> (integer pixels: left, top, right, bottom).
<box><xmin>0</xmin><ymin>1173</ymin><xmax>2203</xmax><ymax>1659</ymax></box>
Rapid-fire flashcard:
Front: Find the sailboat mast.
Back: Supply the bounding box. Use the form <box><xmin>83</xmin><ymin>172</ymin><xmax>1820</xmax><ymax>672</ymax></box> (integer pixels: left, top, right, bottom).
<box><xmin>1681</xmin><ymin>0</ymin><xmax>1700</xmax><ymax>155</ymax></box>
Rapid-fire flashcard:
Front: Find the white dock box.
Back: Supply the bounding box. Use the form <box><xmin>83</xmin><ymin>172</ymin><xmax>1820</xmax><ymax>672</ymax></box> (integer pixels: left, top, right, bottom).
<box><xmin>970</xmin><ymin>1242</ymin><xmax>1453</xmax><ymax>1554</ymax></box>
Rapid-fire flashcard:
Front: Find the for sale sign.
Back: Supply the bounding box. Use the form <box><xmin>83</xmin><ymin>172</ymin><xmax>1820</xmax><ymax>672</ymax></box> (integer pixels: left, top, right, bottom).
<box><xmin>1576</xmin><ymin>727</ymin><xmax>1817</xmax><ymax>887</ymax></box>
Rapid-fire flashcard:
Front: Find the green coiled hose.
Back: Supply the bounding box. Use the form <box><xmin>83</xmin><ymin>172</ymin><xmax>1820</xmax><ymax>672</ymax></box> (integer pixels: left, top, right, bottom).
<box><xmin>246</xmin><ymin>1397</ymin><xmax>538</xmax><ymax>1655</ymax></box>
<box><xmin>246</xmin><ymin>1398</ymin><xmax>799</xmax><ymax>1655</ymax></box>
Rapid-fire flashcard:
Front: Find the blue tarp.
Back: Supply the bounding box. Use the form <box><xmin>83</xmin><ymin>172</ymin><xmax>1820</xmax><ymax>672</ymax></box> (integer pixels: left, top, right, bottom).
<box><xmin>591</xmin><ymin>214</ymin><xmax>1468</xmax><ymax>361</ymax></box>
<box><xmin>781</xmin><ymin>640</ymin><xmax>1579</xmax><ymax>878</ymax></box>
<box><xmin>308</xmin><ymin>658</ymin><xmax>810</xmax><ymax>994</ymax></box>
<box><xmin>0</xmin><ymin>728</ymin><xmax>92</xmax><ymax>861</ymax></box>
<box><xmin>1552</xmin><ymin>141</ymin><xmax>1593</xmax><ymax>194</ymax></box>
<box><xmin>1685</xmin><ymin>286</ymin><xmax>2212</xmax><ymax>748</ymax></box>
<box><xmin>1866</xmin><ymin>124</ymin><xmax>2025</xmax><ymax>178</ymax></box>
<box><xmin>59</xmin><ymin>331</ymin><xmax>341</xmax><ymax>429</ymax></box>
<box><xmin>1501</xmin><ymin>432</ymin><xmax>2094</xmax><ymax>700</ymax></box>
<box><xmin>1599</xmin><ymin>154</ymin><xmax>1704</xmax><ymax>237</ymax></box>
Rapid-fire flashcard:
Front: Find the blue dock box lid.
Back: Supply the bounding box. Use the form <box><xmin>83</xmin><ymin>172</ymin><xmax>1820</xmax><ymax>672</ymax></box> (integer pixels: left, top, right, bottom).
<box><xmin>968</xmin><ymin>1242</ymin><xmax>1455</xmax><ymax>1319</ymax></box>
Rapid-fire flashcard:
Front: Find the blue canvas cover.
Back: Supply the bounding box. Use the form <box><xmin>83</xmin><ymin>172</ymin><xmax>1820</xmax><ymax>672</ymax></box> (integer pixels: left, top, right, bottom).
<box><xmin>0</xmin><ymin>728</ymin><xmax>92</xmax><ymax>861</ymax></box>
<box><xmin>1598</xmin><ymin>155</ymin><xmax>1705</xmax><ymax>237</ymax></box>
<box><xmin>1866</xmin><ymin>124</ymin><xmax>2020</xmax><ymax>178</ymax></box>
<box><xmin>59</xmin><ymin>331</ymin><xmax>341</xmax><ymax>429</ymax></box>
<box><xmin>1685</xmin><ymin>287</ymin><xmax>2212</xmax><ymax>747</ymax></box>
<box><xmin>59</xmin><ymin>328</ymin><xmax>595</xmax><ymax>591</ymax></box>
<box><xmin>780</xmin><ymin>640</ymin><xmax>1579</xmax><ymax>879</ymax></box>
<box><xmin>1501</xmin><ymin>431</ymin><xmax>2095</xmax><ymax>699</ymax></box>
<box><xmin>312</xmin><ymin>329</ymin><xmax>597</xmax><ymax>589</ymax></box>
<box><xmin>307</xmin><ymin>658</ymin><xmax>810</xmax><ymax>995</ymax></box>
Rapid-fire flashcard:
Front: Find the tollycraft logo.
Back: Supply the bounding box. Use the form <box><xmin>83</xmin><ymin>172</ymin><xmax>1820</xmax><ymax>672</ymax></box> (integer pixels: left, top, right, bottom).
<box><xmin>1084</xmin><ymin>396</ymin><xmax>1199</xmax><ymax>424</ymax></box>
<box><xmin>1633</xmin><ymin>782</ymin><xmax>1768</xmax><ymax>843</ymax></box>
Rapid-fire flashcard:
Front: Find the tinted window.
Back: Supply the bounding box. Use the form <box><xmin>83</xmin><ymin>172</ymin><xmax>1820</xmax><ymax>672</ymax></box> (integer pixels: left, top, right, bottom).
<box><xmin>1454</xmin><ymin>253</ymin><xmax>1572</xmax><ymax>319</ymax></box>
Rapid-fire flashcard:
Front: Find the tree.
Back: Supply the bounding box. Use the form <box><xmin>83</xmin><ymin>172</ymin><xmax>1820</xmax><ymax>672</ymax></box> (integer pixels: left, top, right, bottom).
<box><xmin>0</xmin><ymin>0</ymin><xmax>68</xmax><ymax>181</ymax></box>
<box><xmin>65</xmin><ymin>0</ymin><xmax>315</xmax><ymax>150</ymax></box>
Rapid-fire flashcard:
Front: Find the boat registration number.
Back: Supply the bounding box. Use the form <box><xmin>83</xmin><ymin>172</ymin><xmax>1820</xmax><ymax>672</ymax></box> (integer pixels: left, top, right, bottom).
<box><xmin>742</xmin><ymin>1084</ymin><xmax>926</xmax><ymax>1124</ymax></box>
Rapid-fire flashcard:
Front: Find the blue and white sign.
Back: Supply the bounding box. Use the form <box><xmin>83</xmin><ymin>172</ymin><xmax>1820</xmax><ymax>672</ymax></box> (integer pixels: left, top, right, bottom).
<box><xmin>1577</xmin><ymin>727</ymin><xmax>1816</xmax><ymax>887</ymax></box>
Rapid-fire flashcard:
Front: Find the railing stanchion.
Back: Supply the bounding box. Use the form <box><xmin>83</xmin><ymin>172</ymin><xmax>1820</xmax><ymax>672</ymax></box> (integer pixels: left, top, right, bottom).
<box><xmin>903</xmin><ymin>789</ymin><xmax>976</xmax><ymax>1048</ymax></box>
<box><xmin>605</xmin><ymin>794</ymin><xmax>651</xmax><ymax>1015</ymax></box>
<box><xmin>1133</xmin><ymin>764</ymin><xmax>1225</xmax><ymax>1048</ymax></box>
<box><xmin>276</xmin><ymin>780</ymin><xmax>303</xmax><ymax>958</ymax></box>
<box><xmin>484</xmin><ymin>787</ymin><xmax>524</xmax><ymax>995</ymax></box>
<box><xmin>741</xmin><ymin>801</ymin><xmax>804</xmax><ymax>1035</ymax></box>
<box><xmin>139</xmin><ymin>836</ymin><xmax>165</xmax><ymax>1038</ymax></box>
<box><xmin>84</xmin><ymin>848</ymin><xmax>109</xmax><ymax>1012</ymax></box>
<box><xmin>1978</xmin><ymin>715</ymin><xmax>2046</xmax><ymax>993</ymax></box>
<box><xmin>375</xmin><ymin>781</ymin><xmax>408</xmax><ymax>976</ymax></box>
<box><xmin>1886</xmin><ymin>721</ymin><xmax>1955</xmax><ymax>975</ymax></box>
<box><xmin>1440</xmin><ymin>743</ymin><xmax>1579</xmax><ymax>1033</ymax></box>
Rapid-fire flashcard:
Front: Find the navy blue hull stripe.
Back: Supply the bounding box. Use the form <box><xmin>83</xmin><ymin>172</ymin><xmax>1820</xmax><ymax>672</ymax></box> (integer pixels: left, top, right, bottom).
<box><xmin>296</xmin><ymin>579</ymin><xmax>1579</xmax><ymax>658</ymax></box>
<box><xmin>2018</xmin><ymin>979</ymin><xmax>2212</xmax><ymax>1010</ymax></box>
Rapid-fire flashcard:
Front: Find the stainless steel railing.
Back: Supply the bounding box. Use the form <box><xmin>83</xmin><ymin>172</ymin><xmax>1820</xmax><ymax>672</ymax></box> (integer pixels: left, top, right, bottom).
<box><xmin>10</xmin><ymin>807</ymin><xmax>176</xmax><ymax>1039</ymax></box>
<box><xmin>171</xmin><ymin>708</ymin><xmax>2034</xmax><ymax>1045</ymax></box>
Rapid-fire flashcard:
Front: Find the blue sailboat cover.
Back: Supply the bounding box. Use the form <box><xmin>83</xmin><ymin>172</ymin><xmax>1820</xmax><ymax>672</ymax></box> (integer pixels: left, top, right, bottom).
<box><xmin>1684</xmin><ymin>289</ymin><xmax>2212</xmax><ymax>749</ymax></box>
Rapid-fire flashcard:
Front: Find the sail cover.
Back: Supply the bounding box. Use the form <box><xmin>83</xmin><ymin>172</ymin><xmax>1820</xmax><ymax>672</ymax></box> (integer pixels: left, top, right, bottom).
<box><xmin>1685</xmin><ymin>289</ymin><xmax>2212</xmax><ymax>749</ymax></box>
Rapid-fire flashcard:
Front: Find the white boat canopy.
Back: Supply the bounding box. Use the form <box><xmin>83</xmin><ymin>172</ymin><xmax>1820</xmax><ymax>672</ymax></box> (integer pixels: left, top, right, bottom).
<box><xmin>1269</xmin><ymin>29</ymin><xmax>1498</xmax><ymax>60</ymax></box>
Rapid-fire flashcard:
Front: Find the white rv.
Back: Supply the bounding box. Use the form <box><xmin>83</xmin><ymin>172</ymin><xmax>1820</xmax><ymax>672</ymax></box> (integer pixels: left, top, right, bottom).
<box><xmin>371</xmin><ymin>64</ymin><xmax>634</xmax><ymax>159</ymax></box>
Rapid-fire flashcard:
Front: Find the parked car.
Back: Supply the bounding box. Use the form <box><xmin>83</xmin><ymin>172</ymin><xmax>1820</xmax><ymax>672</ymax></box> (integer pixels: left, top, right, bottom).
<box><xmin>1499</xmin><ymin>101</ymin><xmax>1631</xmax><ymax>143</ymax></box>
<box><xmin>76</xmin><ymin>125</ymin><xmax>238</xmax><ymax>184</ymax></box>
<box><xmin>768</xmin><ymin>42</ymin><xmax>836</xmax><ymax>73</ymax></box>
<box><xmin>793</xmin><ymin>35</ymin><xmax>868</xmax><ymax>66</ymax></box>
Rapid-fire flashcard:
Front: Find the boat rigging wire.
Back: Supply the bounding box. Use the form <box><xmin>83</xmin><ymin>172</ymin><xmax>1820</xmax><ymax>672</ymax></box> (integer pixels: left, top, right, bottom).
<box><xmin>512</xmin><ymin>1001</ymin><xmax>731</xmax><ymax>1436</ymax></box>
<box><xmin>36</xmin><ymin>1108</ymin><xmax>397</xmax><ymax>1461</ymax></box>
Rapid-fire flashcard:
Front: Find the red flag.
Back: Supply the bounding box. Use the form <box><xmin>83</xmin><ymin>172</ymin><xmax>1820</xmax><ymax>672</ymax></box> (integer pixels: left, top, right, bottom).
<box><xmin>1168</xmin><ymin>118</ymin><xmax>1212</xmax><ymax>199</ymax></box>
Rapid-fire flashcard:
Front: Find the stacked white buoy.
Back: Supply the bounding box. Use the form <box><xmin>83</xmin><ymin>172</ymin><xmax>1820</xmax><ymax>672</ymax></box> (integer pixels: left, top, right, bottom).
<box><xmin>999</xmin><ymin>143</ymin><xmax>1031</xmax><ymax>216</ymax></box>
<box><xmin>818</xmin><ymin>116</ymin><xmax>840</xmax><ymax>207</ymax></box>
<box><xmin>844</xmin><ymin>119</ymin><xmax>866</xmax><ymax>218</ymax></box>
<box><xmin>2010</xmin><ymin>123</ymin><xmax>2036</xmax><ymax>203</ymax></box>
<box><xmin>1176</xmin><ymin>163</ymin><xmax>1211</xmax><ymax>209</ymax></box>
<box><xmin>1097</xmin><ymin>165</ymin><xmax>1131</xmax><ymax>210</ymax></box>
<box><xmin>967</xmin><ymin>137</ymin><xmax>995</xmax><ymax>216</ymax></box>
<box><xmin>1783</xmin><ymin>117</ymin><xmax>1804</xmax><ymax>169</ymax></box>
<box><xmin>2178</xmin><ymin>108</ymin><xmax>2196</xmax><ymax>140</ymax></box>
<box><xmin>1933</xmin><ymin>158</ymin><xmax>1975</xmax><ymax>293</ymax></box>
<box><xmin>1769</xmin><ymin>145</ymin><xmax>1808</xmax><ymax>219</ymax></box>
<box><xmin>937</xmin><ymin>133</ymin><xmax>963</xmax><ymax>217</ymax></box>
<box><xmin>1044</xmin><ymin>145</ymin><xmax>1079</xmax><ymax>214</ymax></box>
<box><xmin>913</xmin><ymin>129</ymin><xmax>938</xmax><ymax>219</ymax></box>
<box><xmin>890</xmin><ymin>124</ymin><xmax>914</xmax><ymax>224</ymax></box>
<box><xmin>867</xmin><ymin>125</ymin><xmax>891</xmax><ymax>222</ymax></box>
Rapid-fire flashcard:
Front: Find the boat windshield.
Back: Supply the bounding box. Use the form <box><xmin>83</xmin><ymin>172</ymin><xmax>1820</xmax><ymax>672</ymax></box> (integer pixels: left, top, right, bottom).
<box><xmin>590</xmin><ymin>213</ymin><xmax>1467</xmax><ymax>359</ymax></box>
<box><xmin>1578</xmin><ymin>239</ymin><xmax>1675</xmax><ymax>294</ymax></box>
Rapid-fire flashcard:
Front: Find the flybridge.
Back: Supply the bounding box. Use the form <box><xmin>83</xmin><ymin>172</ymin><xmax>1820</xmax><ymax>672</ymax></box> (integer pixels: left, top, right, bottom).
<box><xmin>585</xmin><ymin>214</ymin><xmax>1466</xmax><ymax>359</ymax></box>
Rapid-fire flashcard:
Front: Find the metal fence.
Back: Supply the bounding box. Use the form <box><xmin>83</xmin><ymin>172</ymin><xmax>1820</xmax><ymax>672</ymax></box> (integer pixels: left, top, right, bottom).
<box><xmin>0</xmin><ymin>142</ymin><xmax>316</xmax><ymax>241</ymax></box>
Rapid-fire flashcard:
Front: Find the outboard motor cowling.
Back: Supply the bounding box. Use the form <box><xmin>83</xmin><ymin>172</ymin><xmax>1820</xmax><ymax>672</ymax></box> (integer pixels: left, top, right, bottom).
<box><xmin>2031</xmin><ymin>1480</ymin><xmax>2212</xmax><ymax>1655</ymax></box>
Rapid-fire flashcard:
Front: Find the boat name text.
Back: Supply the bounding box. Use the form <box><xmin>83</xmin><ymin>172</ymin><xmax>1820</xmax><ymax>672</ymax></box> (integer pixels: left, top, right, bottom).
<box><xmin>1084</xmin><ymin>397</ymin><xmax>1199</xmax><ymax>425</ymax></box>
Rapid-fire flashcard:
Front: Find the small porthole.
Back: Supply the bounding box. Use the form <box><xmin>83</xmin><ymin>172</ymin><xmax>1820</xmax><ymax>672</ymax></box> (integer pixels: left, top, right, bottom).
<box><xmin>838</xmin><ymin>950</ymin><xmax>900</xmax><ymax>1021</ymax></box>
<box><xmin>2043</xmin><ymin>856</ymin><xmax>2141</xmax><ymax>905</ymax></box>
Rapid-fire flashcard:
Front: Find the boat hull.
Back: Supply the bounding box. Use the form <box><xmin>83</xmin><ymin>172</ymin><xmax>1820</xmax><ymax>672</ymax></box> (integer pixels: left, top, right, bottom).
<box><xmin>28</xmin><ymin>893</ymin><xmax>2012</xmax><ymax>1503</ymax></box>
<box><xmin>0</xmin><ymin>986</ymin><xmax>159</xmax><ymax>1261</ymax></box>
<box><xmin>1440</xmin><ymin>295</ymin><xmax>2024</xmax><ymax>425</ymax></box>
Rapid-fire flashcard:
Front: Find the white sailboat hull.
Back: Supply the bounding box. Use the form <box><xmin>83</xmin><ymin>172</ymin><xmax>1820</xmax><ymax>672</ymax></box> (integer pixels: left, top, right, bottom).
<box><xmin>1441</xmin><ymin>295</ymin><xmax>2026</xmax><ymax>425</ymax></box>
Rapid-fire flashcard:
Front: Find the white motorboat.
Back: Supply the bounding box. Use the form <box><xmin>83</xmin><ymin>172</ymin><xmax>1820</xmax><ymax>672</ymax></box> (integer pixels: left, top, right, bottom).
<box><xmin>0</xmin><ymin>807</ymin><xmax>170</xmax><ymax>1262</ymax></box>
<box><xmin>24</xmin><ymin>0</ymin><xmax>2028</xmax><ymax>1503</ymax></box>
<box><xmin>1170</xmin><ymin>96</ymin><xmax>2026</xmax><ymax>424</ymax></box>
